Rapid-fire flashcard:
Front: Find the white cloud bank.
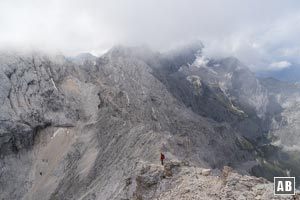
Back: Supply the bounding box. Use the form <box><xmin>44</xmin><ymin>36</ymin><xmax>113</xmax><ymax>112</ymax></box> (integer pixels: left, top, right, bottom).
<box><xmin>268</xmin><ymin>61</ymin><xmax>292</xmax><ymax>71</ymax></box>
<box><xmin>0</xmin><ymin>0</ymin><xmax>300</xmax><ymax>71</ymax></box>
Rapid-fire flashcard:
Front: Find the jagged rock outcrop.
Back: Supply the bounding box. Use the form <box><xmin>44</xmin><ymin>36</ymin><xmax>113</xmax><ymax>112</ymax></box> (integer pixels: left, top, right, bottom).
<box><xmin>123</xmin><ymin>161</ymin><xmax>291</xmax><ymax>200</ymax></box>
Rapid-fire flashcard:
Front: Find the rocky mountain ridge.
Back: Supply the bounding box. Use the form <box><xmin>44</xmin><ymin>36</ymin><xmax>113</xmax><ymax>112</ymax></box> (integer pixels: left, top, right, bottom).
<box><xmin>0</xmin><ymin>44</ymin><xmax>300</xmax><ymax>199</ymax></box>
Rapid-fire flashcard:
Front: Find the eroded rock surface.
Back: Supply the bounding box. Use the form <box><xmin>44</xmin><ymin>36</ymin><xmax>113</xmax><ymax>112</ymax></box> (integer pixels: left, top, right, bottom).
<box><xmin>123</xmin><ymin>161</ymin><xmax>291</xmax><ymax>200</ymax></box>
<box><xmin>1</xmin><ymin>44</ymin><xmax>300</xmax><ymax>199</ymax></box>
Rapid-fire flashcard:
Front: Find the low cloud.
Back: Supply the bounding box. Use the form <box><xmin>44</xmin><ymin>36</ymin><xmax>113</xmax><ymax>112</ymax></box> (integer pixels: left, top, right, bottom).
<box><xmin>268</xmin><ymin>61</ymin><xmax>291</xmax><ymax>71</ymax></box>
<box><xmin>203</xmin><ymin>13</ymin><xmax>300</xmax><ymax>71</ymax></box>
<box><xmin>0</xmin><ymin>0</ymin><xmax>299</xmax><ymax>71</ymax></box>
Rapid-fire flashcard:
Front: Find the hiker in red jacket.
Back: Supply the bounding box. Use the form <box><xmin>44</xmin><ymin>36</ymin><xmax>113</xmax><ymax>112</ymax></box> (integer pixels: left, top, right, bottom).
<box><xmin>160</xmin><ymin>152</ymin><xmax>165</xmax><ymax>165</ymax></box>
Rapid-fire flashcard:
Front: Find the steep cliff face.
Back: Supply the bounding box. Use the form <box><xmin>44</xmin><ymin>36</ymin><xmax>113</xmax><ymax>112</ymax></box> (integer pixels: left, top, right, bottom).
<box><xmin>0</xmin><ymin>45</ymin><xmax>299</xmax><ymax>199</ymax></box>
<box><xmin>0</xmin><ymin>52</ymin><xmax>80</xmax><ymax>156</ymax></box>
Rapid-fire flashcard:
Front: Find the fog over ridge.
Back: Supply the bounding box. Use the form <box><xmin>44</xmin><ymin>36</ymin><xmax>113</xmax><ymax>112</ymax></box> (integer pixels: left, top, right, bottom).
<box><xmin>0</xmin><ymin>0</ymin><xmax>300</xmax><ymax>71</ymax></box>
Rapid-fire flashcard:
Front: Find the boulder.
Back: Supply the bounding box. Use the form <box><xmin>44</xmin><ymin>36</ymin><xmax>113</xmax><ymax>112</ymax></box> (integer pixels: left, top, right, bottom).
<box><xmin>201</xmin><ymin>168</ymin><xmax>212</xmax><ymax>176</ymax></box>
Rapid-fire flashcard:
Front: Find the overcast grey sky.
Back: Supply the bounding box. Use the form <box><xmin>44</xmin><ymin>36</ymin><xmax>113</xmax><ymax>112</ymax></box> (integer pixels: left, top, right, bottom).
<box><xmin>0</xmin><ymin>0</ymin><xmax>300</xmax><ymax>71</ymax></box>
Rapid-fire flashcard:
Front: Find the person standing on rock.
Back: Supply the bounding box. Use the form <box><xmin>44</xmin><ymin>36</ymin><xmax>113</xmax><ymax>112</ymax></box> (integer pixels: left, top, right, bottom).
<box><xmin>160</xmin><ymin>152</ymin><xmax>165</xmax><ymax>165</ymax></box>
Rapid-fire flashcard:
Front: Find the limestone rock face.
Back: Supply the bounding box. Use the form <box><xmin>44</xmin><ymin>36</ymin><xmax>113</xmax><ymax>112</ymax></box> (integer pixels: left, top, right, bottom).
<box><xmin>0</xmin><ymin>45</ymin><xmax>300</xmax><ymax>199</ymax></box>
<box><xmin>0</xmin><ymin>52</ymin><xmax>79</xmax><ymax>156</ymax></box>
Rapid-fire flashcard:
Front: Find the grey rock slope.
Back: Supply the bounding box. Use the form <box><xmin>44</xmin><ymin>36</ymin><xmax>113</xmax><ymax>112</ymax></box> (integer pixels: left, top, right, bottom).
<box><xmin>0</xmin><ymin>44</ymin><xmax>300</xmax><ymax>199</ymax></box>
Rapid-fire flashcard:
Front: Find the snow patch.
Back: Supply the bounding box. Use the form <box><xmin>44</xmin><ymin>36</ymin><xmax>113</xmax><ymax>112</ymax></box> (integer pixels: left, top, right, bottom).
<box><xmin>52</xmin><ymin>128</ymin><xmax>63</xmax><ymax>138</ymax></box>
<box><xmin>193</xmin><ymin>55</ymin><xmax>209</xmax><ymax>68</ymax></box>
<box><xmin>50</xmin><ymin>78</ymin><xmax>58</xmax><ymax>91</ymax></box>
<box><xmin>231</xmin><ymin>104</ymin><xmax>245</xmax><ymax>114</ymax></box>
